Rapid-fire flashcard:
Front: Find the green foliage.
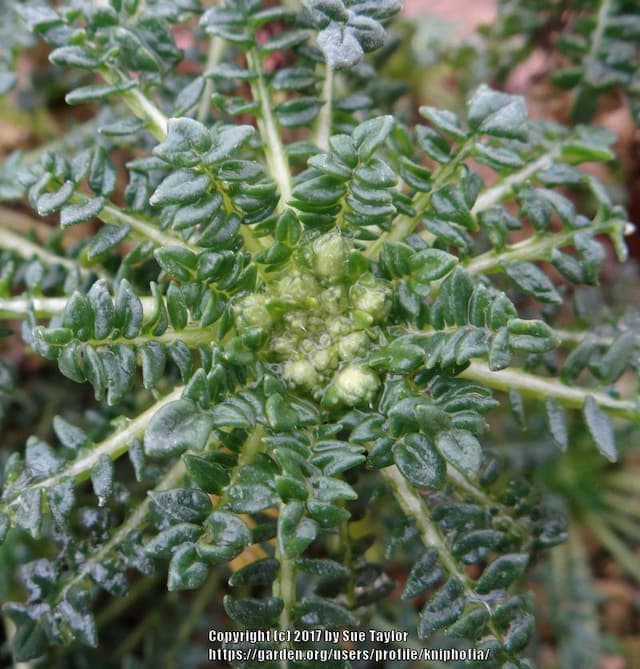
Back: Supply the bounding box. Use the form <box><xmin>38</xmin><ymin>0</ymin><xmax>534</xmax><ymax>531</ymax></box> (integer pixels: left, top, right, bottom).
<box><xmin>488</xmin><ymin>0</ymin><xmax>640</xmax><ymax>124</ymax></box>
<box><xmin>0</xmin><ymin>1</ymin><xmax>639</xmax><ymax>668</ymax></box>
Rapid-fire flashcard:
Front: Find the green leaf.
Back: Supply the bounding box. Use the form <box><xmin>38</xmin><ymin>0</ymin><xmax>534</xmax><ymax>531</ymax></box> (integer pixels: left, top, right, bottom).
<box><xmin>86</xmin><ymin>223</ymin><xmax>130</xmax><ymax>260</ymax></box>
<box><xmin>431</xmin><ymin>185</ymin><xmax>475</xmax><ymax>229</ymax></box>
<box><xmin>475</xmin><ymin>554</ymin><xmax>529</xmax><ymax>594</ymax></box>
<box><xmin>265</xmin><ymin>393</ymin><xmax>298</xmax><ymax>431</ymax></box>
<box><xmin>226</xmin><ymin>463</ymin><xmax>278</xmax><ymax>514</ymax></box>
<box><xmin>352</xmin><ymin>116</ymin><xmax>394</xmax><ymax>161</ymax></box>
<box><xmin>545</xmin><ymin>398</ymin><xmax>568</xmax><ymax>450</ymax></box>
<box><xmin>149</xmin><ymin>488</ymin><xmax>212</xmax><ymax>523</ymax></box>
<box><xmin>89</xmin><ymin>147</ymin><xmax>117</xmax><ymax>196</ymax></box>
<box><xmin>278</xmin><ymin>501</ymin><xmax>318</xmax><ymax>559</ymax></box>
<box><xmin>410</xmin><ymin>248</ymin><xmax>458</xmax><ymax>282</ymax></box>
<box><xmin>37</xmin><ymin>181</ymin><xmax>75</xmax><ymax>216</ymax></box>
<box><xmin>87</xmin><ymin>280</ymin><xmax>114</xmax><ymax>339</ymax></box>
<box><xmin>419</xmin><ymin>107</ymin><xmax>467</xmax><ymax>139</ymax></box>
<box><xmin>3</xmin><ymin>603</ymin><xmax>49</xmax><ymax>661</ymax></box>
<box><xmin>184</xmin><ymin>454</ymin><xmax>230</xmax><ymax>494</ymax></box>
<box><xmin>418</xmin><ymin>578</ymin><xmax>466</xmax><ymax>638</ymax></box>
<box><xmin>168</xmin><ymin>544</ymin><xmax>208</xmax><ymax>591</ymax></box>
<box><xmin>11</xmin><ymin>487</ymin><xmax>43</xmax><ymax>539</ymax></box>
<box><xmin>114</xmin><ymin>279</ymin><xmax>143</xmax><ymax>339</ymax></box>
<box><xmin>292</xmin><ymin>597</ymin><xmax>358</xmax><ymax>627</ymax></box>
<box><xmin>583</xmin><ymin>396</ymin><xmax>617</xmax><ymax>462</ymax></box>
<box><xmin>275</xmin><ymin>97</ymin><xmax>323</xmax><ymax>127</ymax></box>
<box><xmin>402</xmin><ymin>548</ymin><xmax>443</xmax><ymax>598</ymax></box>
<box><xmin>295</xmin><ymin>558</ymin><xmax>350</xmax><ymax>579</ymax></box>
<box><xmin>229</xmin><ymin>558</ymin><xmax>280</xmax><ymax>587</ymax></box>
<box><xmin>504</xmin><ymin>262</ymin><xmax>562</xmax><ymax>304</ymax></box>
<box><xmin>57</xmin><ymin>589</ymin><xmax>98</xmax><ymax>648</ymax></box>
<box><xmin>144</xmin><ymin>399</ymin><xmax>212</xmax><ymax>458</ymax></box>
<box><xmin>383</xmin><ymin>337</ymin><xmax>425</xmax><ymax>373</ymax></box>
<box><xmin>467</xmin><ymin>85</ymin><xmax>528</xmax><ymax>139</ymax></box>
<box><xmin>416</xmin><ymin>125</ymin><xmax>451</xmax><ymax>163</ymax></box>
<box><xmin>145</xmin><ymin>523</ymin><xmax>203</xmax><ymax>558</ymax></box>
<box><xmin>200</xmin><ymin>511</ymin><xmax>251</xmax><ymax>562</ymax></box>
<box><xmin>91</xmin><ymin>454</ymin><xmax>114</xmax><ymax>505</ymax></box>
<box><xmin>393</xmin><ymin>433</ymin><xmax>445</xmax><ymax>489</ymax></box>
<box><xmin>149</xmin><ymin>169</ymin><xmax>211</xmax><ymax>206</ymax></box>
<box><xmin>435</xmin><ymin>429</ymin><xmax>482</xmax><ymax>475</ymax></box>
<box><xmin>60</xmin><ymin>196</ymin><xmax>105</xmax><ymax>228</ymax></box>
<box><xmin>223</xmin><ymin>596</ymin><xmax>283</xmax><ymax>627</ymax></box>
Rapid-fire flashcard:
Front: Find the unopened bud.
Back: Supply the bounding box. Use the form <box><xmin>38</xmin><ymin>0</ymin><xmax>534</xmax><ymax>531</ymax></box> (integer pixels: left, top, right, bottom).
<box><xmin>283</xmin><ymin>359</ymin><xmax>319</xmax><ymax>389</ymax></box>
<box><xmin>350</xmin><ymin>274</ymin><xmax>390</xmax><ymax>322</ymax></box>
<box><xmin>312</xmin><ymin>232</ymin><xmax>348</xmax><ymax>282</ymax></box>
<box><xmin>327</xmin><ymin>364</ymin><xmax>379</xmax><ymax>407</ymax></box>
<box><xmin>234</xmin><ymin>294</ymin><xmax>272</xmax><ymax>331</ymax></box>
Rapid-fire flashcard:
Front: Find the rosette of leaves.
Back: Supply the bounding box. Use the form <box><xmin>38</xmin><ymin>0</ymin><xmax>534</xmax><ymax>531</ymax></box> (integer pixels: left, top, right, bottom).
<box><xmin>0</xmin><ymin>2</ymin><xmax>639</xmax><ymax>668</ymax></box>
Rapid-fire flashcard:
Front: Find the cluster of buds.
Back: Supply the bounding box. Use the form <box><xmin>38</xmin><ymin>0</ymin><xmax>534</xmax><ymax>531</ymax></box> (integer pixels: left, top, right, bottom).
<box><xmin>233</xmin><ymin>232</ymin><xmax>390</xmax><ymax>407</ymax></box>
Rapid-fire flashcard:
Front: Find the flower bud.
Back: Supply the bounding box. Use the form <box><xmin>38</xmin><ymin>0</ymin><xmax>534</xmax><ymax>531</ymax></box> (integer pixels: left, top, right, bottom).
<box><xmin>234</xmin><ymin>294</ymin><xmax>272</xmax><ymax>331</ymax></box>
<box><xmin>283</xmin><ymin>359</ymin><xmax>319</xmax><ymax>389</ymax></box>
<box><xmin>312</xmin><ymin>232</ymin><xmax>348</xmax><ymax>282</ymax></box>
<box><xmin>337</xmin><ymin>332</ymin><xmax>368</xmax><ymax>360</ymax></box>
<box><xmin>350</xmin><ymin>274</ymin><xmax>390</xmax><ymax>322</ymax></box>
<box><xmin>327</xmin><ymin>364</ymin><xmax>379</xmax><ymax>407</ymax></box>
<box><xmin>311</xmin><ymin>346</ymin><xmax>338</xmax><ymax>372</ymax></box>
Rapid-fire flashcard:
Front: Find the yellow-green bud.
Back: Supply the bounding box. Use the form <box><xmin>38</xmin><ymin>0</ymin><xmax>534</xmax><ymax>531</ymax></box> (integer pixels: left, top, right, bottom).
<box><xmin>337</xmin><ymin>332</ymin><xmax>368</xmax><ymax>360</ymax></box>
<box><xmin>328</xmin><ymin>364</ymin><xmax>379</xmax><ymax>407</ymax></box>
<box><xmin>328</xmin><ymin>317</ymin><xmax>351</xmax><ymax>338</ymax></box>
<box><xmin>350</xmin><ymin>274</ymin><xmax>390</xmax><ymax>322</ymax></box>
<box><xmin>234</xmin><ymin>294</ymin><xmax>272</xmax><ymax>331</ymax></box>
<box><xmin>283</xmin><ymin>360</ymin><xmax>319</xmax><ymax>389</ymax></box>
<box><xmin>277</xmin><ymin>271</ymin><xmax>319</xmax><ymax>304</ymax></box>
<box><xmin>312</xmin><ymin>232</ymin><xmax>348</xmax><ymax>282</ymax></box>
<box><xmin>311</xmin><ymin>346</ymin><xmax>338</xmax><ymax>372</ymax></box>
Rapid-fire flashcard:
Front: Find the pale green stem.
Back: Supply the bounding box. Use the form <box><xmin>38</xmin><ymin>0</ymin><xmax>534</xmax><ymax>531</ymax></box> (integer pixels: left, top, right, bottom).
<box><xmin>463</xmin><ymin>217</ymin><xmax>622</xmax><ymax>275</ymax></box>
<box><xmin>198</xmin><ymin>36</ymin><xmax>226</xmax><ymax>124</ymax></box>
<box><xmin>459</xmin><ymin>360</ymin><xmax>639</xmax><ymax>421</ymax></box>
<box><xmin>117</xmin><ymin>86</ymin><xmax>168</xmax><ymax>141</ymax></box>
<box><xmin>339</xmin><ymin>517</ymin><xmax>356</xmax><ymax>608</ymax></box>
<box><xmin>314</xmin><ymin>66</ymin><xmax>334</xmax><ymax>152</ymax></box>
<box><xmin>446</xmin><ymin>466</ymin><xmax>493</xmax><ymax>507</ymax></box>
<box><xmin>273</xmin><ymin>537</ymin><xmax>295</xmax><ymax>669</ymax></box>
<box><xmin>0</xmin><ymin>226</ymin><xmax>81</xmax><ymax>274</ymax></box>
<box><xmin>571</xmin><ymin>0</ymin><xmax>613</xmax><ymax>108</ymax></box>
<box><xmin>0</xmin><ymin>295</ymin><xmax>156</xmax><ymax>319</ymax></box>
<box><xmin>1</xmin><ymin>387</ymin><xmax>184</xmax><ymax>510</ymax></box>
<box><xmin>83</xmin><ymin>324</ymin><xmax>216</xmax><ymax>349</ymax></box>
<box><xmin>380</xmin><ymin>465</ymin><xmax>480</xmax><ymax>603</ymax></box>
<box><xmin>470</xmin><ymin>149</ymin><xmax>559</xmax><ymax>214</ymax></box>
<box><xmin>0</xmin><ymin>295</ymin><xmax>68</xmax><ymax>318</ymax></box>
<box><xmin>274</xmin><ymin>540</ymin><xmax>296</xmax><ymax>630</ymax></box>
<box><xmin>246</xmin><ymin>50</ymin><xmax>292</xmax><ymax>207</ymax></box>
<box><xmin>99</xmin><ymin>200</ymin><xmax>199</xmax><ymax>252</ymax></box>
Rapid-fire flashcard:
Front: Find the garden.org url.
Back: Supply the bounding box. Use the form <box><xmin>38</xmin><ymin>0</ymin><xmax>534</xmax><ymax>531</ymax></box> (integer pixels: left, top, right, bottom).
<box><xmin>208</xmin><ymin>647</ymin><xmax>492</xmax><ymax>663</ymax></box>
